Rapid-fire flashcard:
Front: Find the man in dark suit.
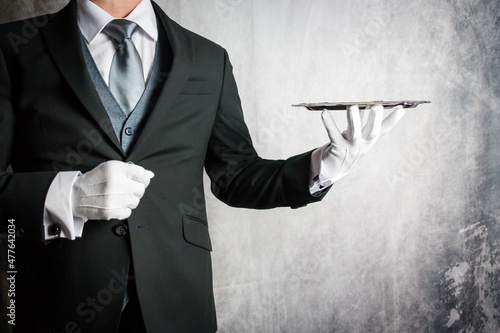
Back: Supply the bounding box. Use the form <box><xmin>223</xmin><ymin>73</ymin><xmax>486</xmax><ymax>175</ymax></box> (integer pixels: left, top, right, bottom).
<box><xmin>0</xmin><ymin>0</ymin><xmax>405</xmax><ymax>332</ymax></box>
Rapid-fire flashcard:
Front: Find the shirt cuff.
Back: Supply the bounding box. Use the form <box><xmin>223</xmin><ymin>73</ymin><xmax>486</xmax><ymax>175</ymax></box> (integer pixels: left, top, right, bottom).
<box><xmin>309</xmin><ymin>143</ymin><xmax>335</xmax><ymax>195</ymax></box>
<box><xmin>43</xmin><ymin>171</ymin><xmax>86</xmax><ymax>241</ymax></box>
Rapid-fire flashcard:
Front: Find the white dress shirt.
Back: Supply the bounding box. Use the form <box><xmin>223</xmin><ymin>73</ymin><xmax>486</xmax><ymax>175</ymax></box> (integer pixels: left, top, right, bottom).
<box><xmin>43</xmin><ymin>0</ymin><xmax>333</xmax><ymax>240</ymax></box>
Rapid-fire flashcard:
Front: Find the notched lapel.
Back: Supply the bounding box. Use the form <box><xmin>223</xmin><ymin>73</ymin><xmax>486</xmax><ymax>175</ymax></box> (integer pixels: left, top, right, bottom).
<box><xmin>40</xmin><ymin>1</ymin><xmax>124</xmax><ymax>156</ymax></box>
<box><xmin>128</xmin><ymin>2</ymin><xmax>194</xmax><ymax>161</ymax></box>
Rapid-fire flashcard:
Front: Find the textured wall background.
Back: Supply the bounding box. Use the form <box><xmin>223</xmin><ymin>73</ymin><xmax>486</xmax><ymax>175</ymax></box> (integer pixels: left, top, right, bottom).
<box><xmin>0</xmin><ymin>0</ymin><xmax>498</xmax><ymax>332</ymax></box>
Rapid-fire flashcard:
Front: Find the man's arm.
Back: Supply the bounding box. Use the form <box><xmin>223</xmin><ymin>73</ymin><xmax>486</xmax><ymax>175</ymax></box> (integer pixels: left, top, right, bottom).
<box><xmin>0</xmin><ymin>45</ymin><xmax>60</xmax><ymax>242</ymax></box>
<box><xmin>205</xmin><ymin>50</ymin><xmax>328</xmax><ymax>209</ymax></box>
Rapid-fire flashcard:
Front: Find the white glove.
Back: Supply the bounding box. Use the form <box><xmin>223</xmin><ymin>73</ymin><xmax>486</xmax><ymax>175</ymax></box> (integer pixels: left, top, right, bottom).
<box><xmin>72</xmin><ymin>161</ymin><xmax>155</xmax><ymax>221</ymax></box>
<box><xmin>317</xmin><ymin>104</ymin><xmax>405</xmax><ymax>185</ymax></box>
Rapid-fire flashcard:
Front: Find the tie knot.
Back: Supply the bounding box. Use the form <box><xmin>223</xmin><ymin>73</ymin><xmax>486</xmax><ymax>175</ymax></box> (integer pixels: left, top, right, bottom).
<box><xmin>103</xmin><ymin>19</ymin><xmax>138</xmax><ymax>43</ymax></box>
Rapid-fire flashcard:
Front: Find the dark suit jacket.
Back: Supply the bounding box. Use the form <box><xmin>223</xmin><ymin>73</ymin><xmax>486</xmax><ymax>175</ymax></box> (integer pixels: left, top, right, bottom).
<box><xmin>0</xmin><ymin>1</ymin><xmax>327</xmax><ymax>332</ymax></box>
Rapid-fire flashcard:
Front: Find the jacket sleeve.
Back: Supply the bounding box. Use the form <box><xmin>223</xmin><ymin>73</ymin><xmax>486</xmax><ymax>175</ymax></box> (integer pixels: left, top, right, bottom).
<box><xmin>0</xmin><ymin>44</ymin><xmax>58</xmax><ymax>243</ymax></box>
<box><xmin>204</xmin><ymin>50</ymin><xmax>329</xmax><ymax>209</ymax></box>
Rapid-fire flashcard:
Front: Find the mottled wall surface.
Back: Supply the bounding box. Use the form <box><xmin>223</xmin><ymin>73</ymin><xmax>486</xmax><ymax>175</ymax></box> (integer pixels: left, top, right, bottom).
<box><xmin>0</xmin><ymin>0</ymin><xmax>498</xmax><ymax>332</ymax></box>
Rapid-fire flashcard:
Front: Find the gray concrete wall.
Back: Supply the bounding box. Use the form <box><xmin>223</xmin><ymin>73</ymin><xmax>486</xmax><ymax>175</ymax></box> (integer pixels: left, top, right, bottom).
<box><xmin>1</xmin><ymin>0</ymin><xmax>499</xmax><ymax>331</ymax></box>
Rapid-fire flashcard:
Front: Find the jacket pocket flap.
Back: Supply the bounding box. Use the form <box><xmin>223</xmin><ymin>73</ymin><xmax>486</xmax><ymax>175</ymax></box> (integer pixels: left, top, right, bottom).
<box><xmin>182</xmin><ymin>216</ymin><xmax>212</xmax><ymax>251</ymax></box>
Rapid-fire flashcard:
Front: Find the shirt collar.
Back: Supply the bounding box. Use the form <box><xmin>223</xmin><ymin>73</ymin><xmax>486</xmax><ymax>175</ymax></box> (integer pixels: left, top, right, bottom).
<box><xmin>76</xmin><ymin>0</ymin><xmax>158</xmax><ymax>44</ymax></box>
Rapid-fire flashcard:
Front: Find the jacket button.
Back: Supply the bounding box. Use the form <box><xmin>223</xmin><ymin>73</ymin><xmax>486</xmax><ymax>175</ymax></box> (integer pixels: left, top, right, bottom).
<box><xmin>113</xmin><ymin>224</ymin><xmax>128</xmax><ymax>237</ymax></box>
<box><xmin>48</xmin><ymin>224</ymin><xmax>61</xmax><ymax>236</ymax></box>
<box><xmin>124</xmin><ymin>127</ymin><xmax>133</xmax><ymax>136</ymax></box>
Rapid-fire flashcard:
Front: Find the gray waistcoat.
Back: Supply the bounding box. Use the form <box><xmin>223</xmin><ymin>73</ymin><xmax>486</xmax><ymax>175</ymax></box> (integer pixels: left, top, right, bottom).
<box><xmin>80</xmin><ymin>22</ymin><xmax>170</xmax><ymax>154</ymax></box>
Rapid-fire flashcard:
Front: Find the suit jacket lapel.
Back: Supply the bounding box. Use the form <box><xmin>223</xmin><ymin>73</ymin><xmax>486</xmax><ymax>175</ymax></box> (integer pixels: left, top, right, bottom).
<box><xmin>40</xmin><ymin>0</ymin><xmax>125</xmax><ymax>156</ymax></box>
<box><xmin>127</xmin><ymin>2</ymin><xmax>194</xmax><ymax>161</ymax></box>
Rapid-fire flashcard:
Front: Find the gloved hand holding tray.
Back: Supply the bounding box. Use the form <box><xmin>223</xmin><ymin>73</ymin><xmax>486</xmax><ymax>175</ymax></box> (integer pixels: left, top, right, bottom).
<box><xmin>292</xmin><ymin>100</ymin><xmax>430</xmax><ymax>110</ymax></box>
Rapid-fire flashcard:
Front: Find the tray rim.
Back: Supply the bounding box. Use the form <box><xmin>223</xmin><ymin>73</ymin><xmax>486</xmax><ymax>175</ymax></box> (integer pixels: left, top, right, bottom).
<box><xmin>292</xmin><ymin>100</ymin><xmax>431</xmax><ymax>110</ymax></box>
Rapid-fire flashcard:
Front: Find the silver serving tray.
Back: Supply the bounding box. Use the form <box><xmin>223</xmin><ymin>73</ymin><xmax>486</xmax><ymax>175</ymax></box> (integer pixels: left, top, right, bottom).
<box><xmin>292</xmin><ymin>100</ymin><xmax>431</xmax><ymax>110</ymax></box>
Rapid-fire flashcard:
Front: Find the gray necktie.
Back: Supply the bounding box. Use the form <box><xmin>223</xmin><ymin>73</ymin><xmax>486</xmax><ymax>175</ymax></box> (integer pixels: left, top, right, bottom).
<box><xmin>104</xmin><ymin>19</ymin><xmax>145</xmax><ymax>115</ymax></box>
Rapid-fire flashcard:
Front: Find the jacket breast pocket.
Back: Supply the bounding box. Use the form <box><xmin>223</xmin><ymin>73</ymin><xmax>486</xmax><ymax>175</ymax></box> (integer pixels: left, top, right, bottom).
<box><xmin>180</xmin><ymin>81</ymin><xmax>215</xmax><ymax>95</ymax></box>
<box><xmin>182</xmin><ymin>215</ymin><xmax>212</xmax><ymax>251</ymax></box>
